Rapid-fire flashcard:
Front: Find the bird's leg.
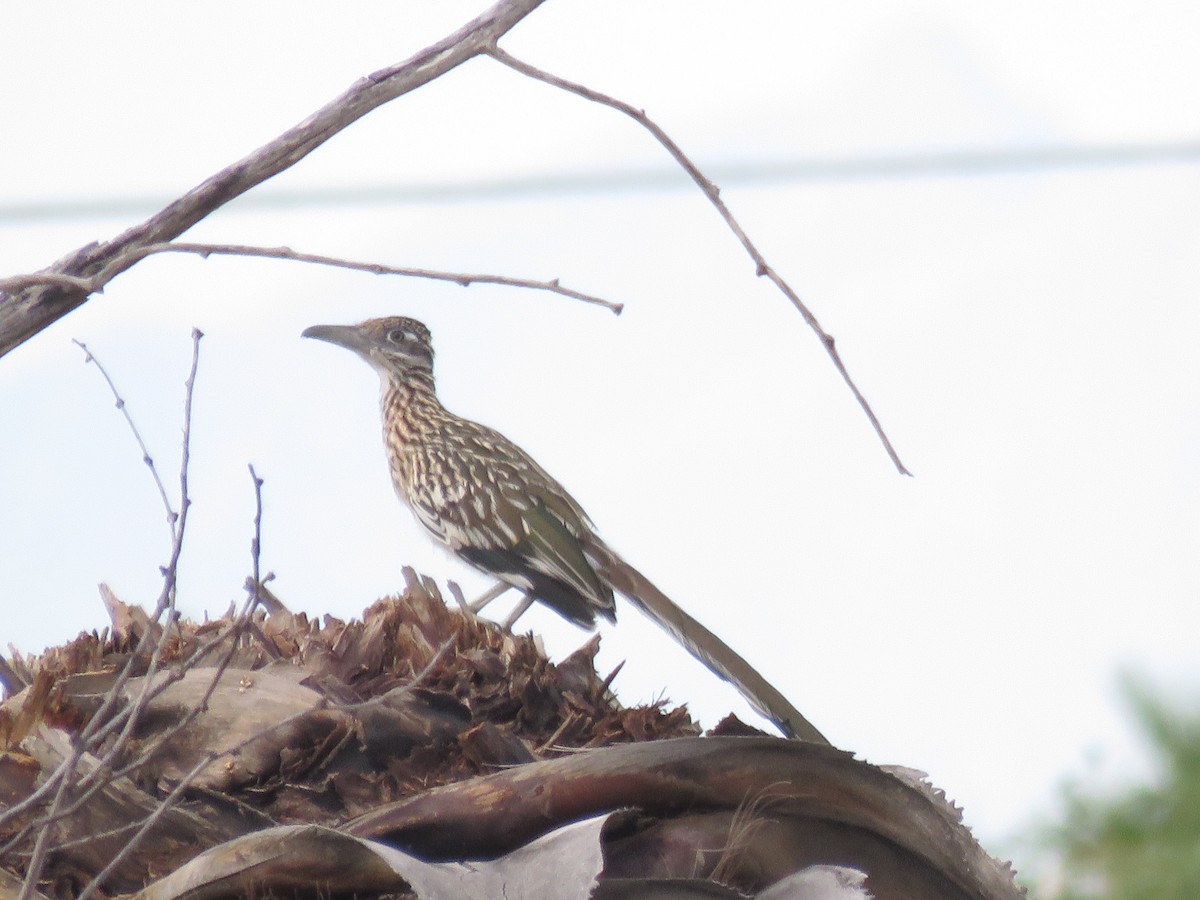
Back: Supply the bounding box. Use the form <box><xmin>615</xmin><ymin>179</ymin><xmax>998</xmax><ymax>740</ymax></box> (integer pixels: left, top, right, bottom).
<box><xmin>469</xmin><ymin>580</ymin><xmax>512</xmax><ymax>613</ymax></box>
<box><xmin>468</xmin><ymin>581</ymin><xmax>535</xmax><ymax>631</ymax></box>
<box><xmin>501</xmin><ymin>592</ymin><xmax>537</xmax><ymax>631</ymax></box>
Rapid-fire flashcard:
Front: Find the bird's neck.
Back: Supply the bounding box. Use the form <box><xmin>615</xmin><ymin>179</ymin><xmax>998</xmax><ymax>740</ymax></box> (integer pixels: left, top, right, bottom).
<box><xmin>380</xmin><ymin>370</ymin><xmax>445</xmax><ymax>443</ymax></box>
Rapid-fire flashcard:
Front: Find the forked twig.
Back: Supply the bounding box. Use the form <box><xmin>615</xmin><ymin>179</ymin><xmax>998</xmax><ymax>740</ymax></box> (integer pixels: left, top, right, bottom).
<box><xmin>72</xmin><ymin>339</ymin><xmax>177</xmax><ymax>537</ymax></box>
<box><xmin>78</xmin><ymin>330</ymin><xmax>203</xmax><ymax>749</ymax></box>
<box><xmin>488</xmin><ymin>45</ymin><xmax>911</xmax><ymax>476</ymax></box>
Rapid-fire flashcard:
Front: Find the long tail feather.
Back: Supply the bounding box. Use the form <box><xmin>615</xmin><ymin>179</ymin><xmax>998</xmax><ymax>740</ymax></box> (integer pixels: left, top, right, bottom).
<box><xmin>587</xmin><ymin>537</ymin><xmax>828</xmax><ymax>744</ymax></box>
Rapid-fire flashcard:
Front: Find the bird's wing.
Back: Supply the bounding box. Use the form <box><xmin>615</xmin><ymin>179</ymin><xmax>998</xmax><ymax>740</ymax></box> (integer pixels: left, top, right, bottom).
<box><xmin>518</xmin><ymin>489</ymin><xmax>614</xmax><ymax>612</ymax></box>
<box><xmin>418</xmin><ymin>422</ymin><xmax>615</xmax><ymax>623</ymax></box>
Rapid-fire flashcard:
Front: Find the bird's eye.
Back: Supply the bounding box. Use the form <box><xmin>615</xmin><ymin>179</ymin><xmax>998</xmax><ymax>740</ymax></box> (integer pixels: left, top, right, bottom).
<box><xmin>386</xmin><ymin>328</ymin><xmax>409</xmax><ymax>345</ymax></box>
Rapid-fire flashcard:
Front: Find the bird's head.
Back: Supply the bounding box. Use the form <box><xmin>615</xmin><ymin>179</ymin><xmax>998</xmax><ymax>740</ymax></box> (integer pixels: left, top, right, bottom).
<box><xmin>302</xmin><ymin>316</ymin><xmax>434</xmax><ymax>378</ymax></box>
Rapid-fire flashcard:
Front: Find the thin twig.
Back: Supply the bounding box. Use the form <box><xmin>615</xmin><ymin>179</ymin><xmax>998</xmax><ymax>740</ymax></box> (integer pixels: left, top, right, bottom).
<box><xmin>536</xmin><ymin>712</ymin><xmax>579</xmax><ymax>755</ymax></box>
<box><xmin>133</xmin><ymin>242</ymin><xmax>623</xmax><ymax>314</ymax></box>
<box><xmin>100</xmin><ymin>461</ymin><xmax>276</xmax><ymax>789</ymax></box>
<box><xmin>47</xmin><ymin>818</ymin><xmax>142</xmax><ymax>854</ymax></box>
<box><xmin>248</xmin><ymin>466</ymin><xmax>264</xmax><ymax>569</ymax></box>
<box><xmin>78</xmin><ymin>330</ymin><xmax>203</xmax><ymax>749</ymax></box>
<box><xmin>487</xmin><ymin>46</ymin><xmax>911</xmax><ymax>476</ymax></box>
<box><xmin>89</xmin><ymin>331</ymin><xmax>204</xmax><ymax>773</ymax></box>
<box><xmin>352</xmin><ymin>634</ymin><xmax>459</xmax><ymax>710</ymax></box>
<box><xmin>72</xmin><ymin>339</ymin><xmax>177</xmax><ymax>537</ymax></box>
<box><xmin>16</xmin><ymin>754</ymin><xmax>78</xmax><ymax>900</ymax></box>
<box><xmin>176</xmin><ymin>328</ymin><xmax>203</xmax><ymax>542</ymax></box>
<box><xmin>75</xmin><ymin>749</ymin><xmax>216</xmax><ymax>900</ymax></box>
<box><xmin>246</xmin><ymin>464</ymin><xmax>266</xmax><ymax>618</ymax></box>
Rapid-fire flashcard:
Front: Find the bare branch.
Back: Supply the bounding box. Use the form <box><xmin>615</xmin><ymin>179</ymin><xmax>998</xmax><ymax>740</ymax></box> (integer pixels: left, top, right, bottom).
<box><xmin>72</xmin><ymin>340</ymin><xmax>177</xmax><ymax>538</ymax></box>
<box><xmin>79</xmin><ymin>330</ymin><xmax>203</xmax><ymax>747</ymax></box>
<box><xmin>0</xmin><ymin>0</ymin><xmax>547</xmax><ymax>357</ymax></box>
<box><xmin>488</xmin><ymin>46</ymin><xmax>912</xmax><ymax>476</ymax></box>
<box><xmin>246</xmin><ymin>464</ymin><xmax>266</xmax><ymax>616</ymax></box>
<box><xmin>135</xmin><ymin>242</ymin><xmax>623</xmax><ymax>313</ymax></box>
<box><xmin>176</xmin><ymin>328</ymin><xmax>203</xmax><ymax>546</ymax></box>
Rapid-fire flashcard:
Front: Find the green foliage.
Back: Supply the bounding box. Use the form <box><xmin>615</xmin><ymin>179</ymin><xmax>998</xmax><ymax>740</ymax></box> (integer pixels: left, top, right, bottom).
<box><xmin>1044</xmin><ymin>675</ymin><xmax>1200</xmax><ymax>899</ymax></box>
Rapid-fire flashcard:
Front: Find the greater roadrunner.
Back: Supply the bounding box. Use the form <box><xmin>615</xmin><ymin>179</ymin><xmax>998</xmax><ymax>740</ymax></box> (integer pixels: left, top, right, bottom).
<box><xmin>303</xmin><ymin>316</ymin><xmax>825</xmax><ymax>743</ymax></box>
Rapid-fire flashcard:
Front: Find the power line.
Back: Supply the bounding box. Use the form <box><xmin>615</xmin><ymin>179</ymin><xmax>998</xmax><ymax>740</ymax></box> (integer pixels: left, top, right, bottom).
<box><xmin>3</xmin><ymin>140</ymin><xmax>1197</xmax><ymax>225</ymax></box>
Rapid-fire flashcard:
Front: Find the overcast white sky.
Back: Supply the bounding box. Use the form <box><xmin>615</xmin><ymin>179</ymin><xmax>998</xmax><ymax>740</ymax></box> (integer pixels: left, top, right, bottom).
<box><xmin>2</xmin><ymin>0</ymin><xmax>1198</xmax><ymax>863</ymax></box>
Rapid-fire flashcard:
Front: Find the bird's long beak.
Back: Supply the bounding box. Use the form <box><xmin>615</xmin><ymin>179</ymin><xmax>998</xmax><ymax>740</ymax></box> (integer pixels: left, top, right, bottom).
<box><xmin>301</xmin><ymin>324</ymin><xmax>372</xmax><ymax>357</ymax></box>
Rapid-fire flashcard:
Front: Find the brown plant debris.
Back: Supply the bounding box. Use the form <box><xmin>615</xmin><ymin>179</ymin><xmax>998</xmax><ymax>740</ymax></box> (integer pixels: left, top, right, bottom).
<box><xmin>0</xmin><ymin>580</ymin><xmax>1023</xmax><ymax>900</ymax></box>
<box><xmin>0</xmin><ymin>579</ymin><xmax>699</xmax><ymax>895</ymax></box>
